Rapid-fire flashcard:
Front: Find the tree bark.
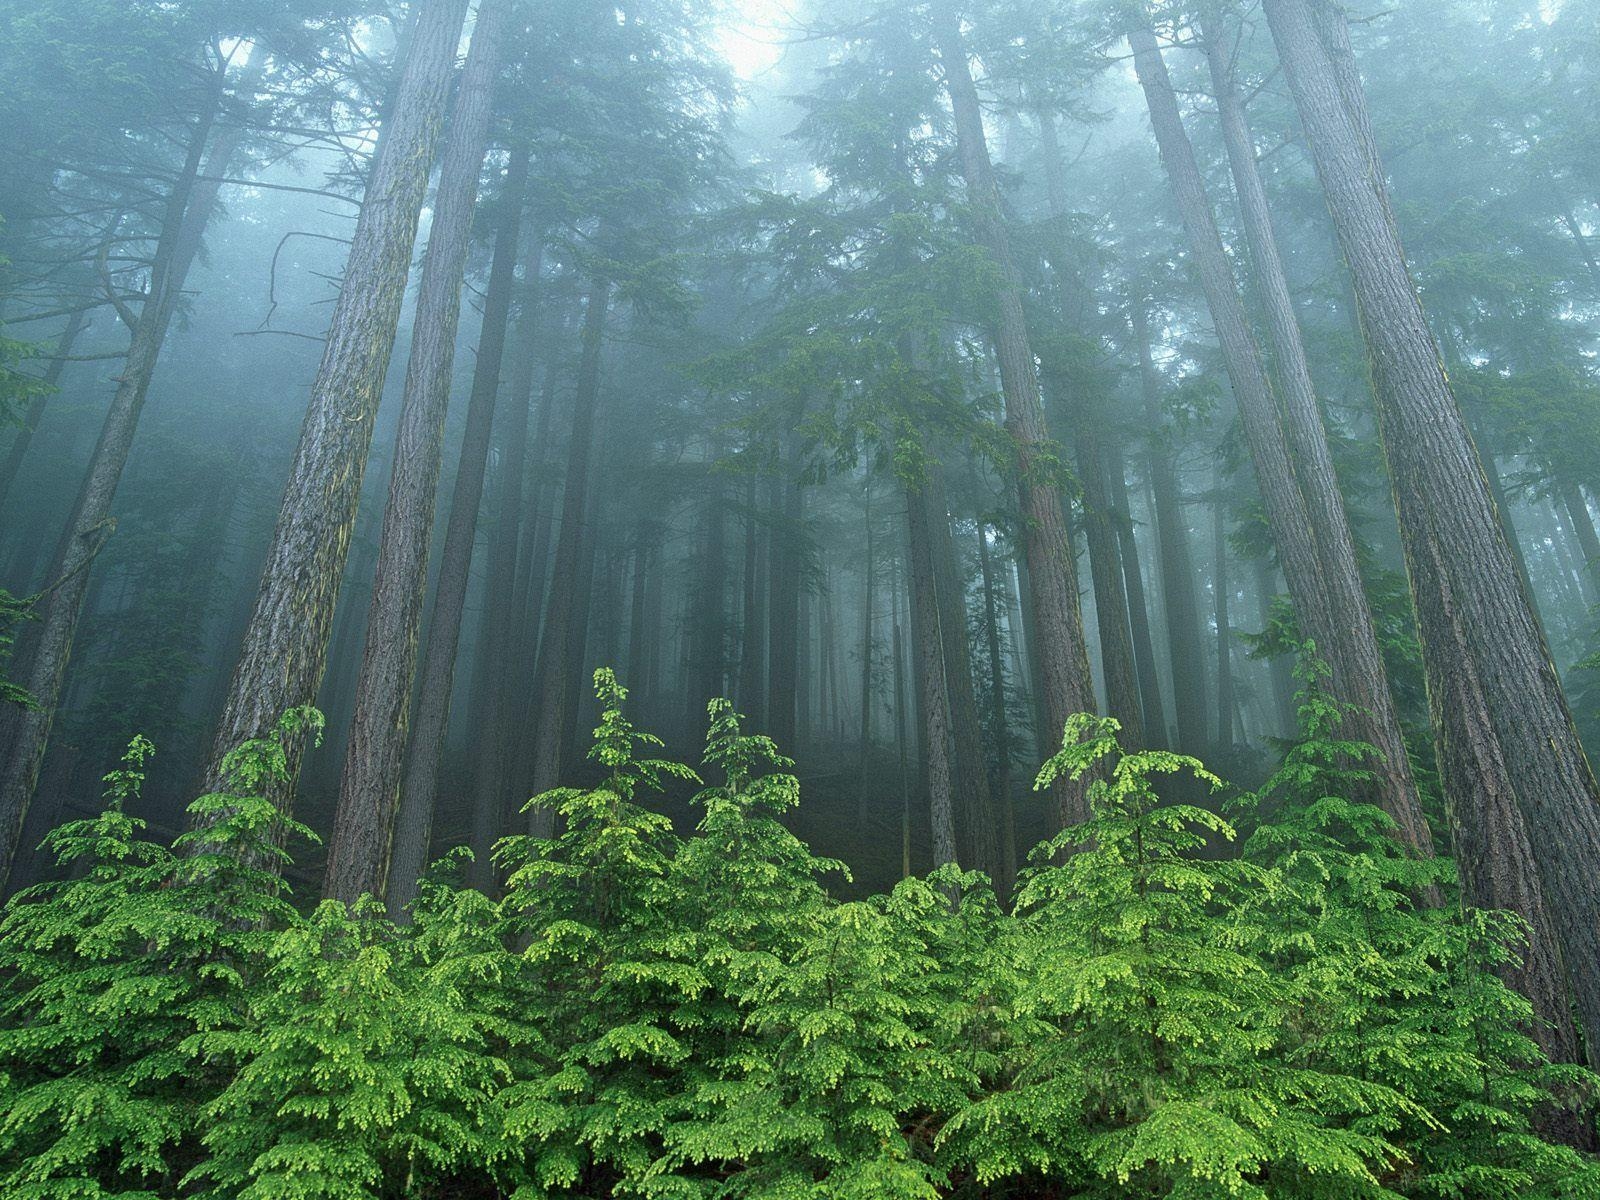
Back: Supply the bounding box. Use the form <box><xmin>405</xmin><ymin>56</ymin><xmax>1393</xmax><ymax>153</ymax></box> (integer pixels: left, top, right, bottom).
<box><xmin>1202</xmin><ymin>15</ymin><xmax>1427</xmax><ymax>835</ymax></box>
<box><xmin>198</xmin><ymin>0</ymin><xmax>472</xmax><ymax>835</ymax></box>
<box><xmin>1074</xmin><ymin>423</ymin><xmax>1145</xmax><ymax>745</ymax></box>
<box><xmin>934</xmin><ymin>2</ymin><xmax>1098</xmax><ymax>826</ymax></box>
<box><xmin>906</xmin><ymin>482</ymin><xmax>957</xmax><ymax>868</ymax></box>
<box><xmin>1130</xmin><ymin>18</ymin><xmax>1434</xmax><ymax>848</ymax></box>
<box><xmin>386</xmin><ymin>142</ymin><xmax>532</xmax><ymax>912</ymax></box>
<box><xmin>976</xmin><ymin>523</ymin><xmax>1017</xmax><ymax>890</ymax></box>
<box><xmin>926</xmin><ymin>470</ymin><xmax>997</xmax><ymax>875</ymax></box>
<box><xmin>1265</xmin><ymin>0</ymin><xmax>1600</xmax><ymax>1061</ymax></box>
<box><xmin>1212</xmin><ymin>467</ymin><xmax>1236</xmax><ymax>754</ymax></box>
<box><xmin>325</xmin><ymin>0</ymin><xmax>506</xmax><ymax>904</ymax></box>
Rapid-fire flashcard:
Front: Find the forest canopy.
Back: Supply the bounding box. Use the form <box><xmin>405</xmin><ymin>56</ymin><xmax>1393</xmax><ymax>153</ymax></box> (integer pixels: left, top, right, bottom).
<box><xmin>1</xmin><ymin>0</ymin><xmax>1599</xmax><ymax>1192</ymax></box>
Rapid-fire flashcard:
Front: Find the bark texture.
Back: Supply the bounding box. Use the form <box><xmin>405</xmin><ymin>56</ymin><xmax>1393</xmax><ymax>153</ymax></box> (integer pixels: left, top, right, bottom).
<box><xmin>325</xmin><ymin>0</ymin><xmax>505</xmax><ymax>904</ymax></box>
<box><xmin>934</xmin><ymin>2</ymin><xmax>1097</xmax><ymax>825</ymax></box>
<box><xmin>1265</xmin><ymin>0</ymin><xmax>1600</xmax><ymax>1060</ymax></box>
<box><xmin>198</xmin><ymin>0</ymin><xmax>471</xmax><ymax>828</ymax></box>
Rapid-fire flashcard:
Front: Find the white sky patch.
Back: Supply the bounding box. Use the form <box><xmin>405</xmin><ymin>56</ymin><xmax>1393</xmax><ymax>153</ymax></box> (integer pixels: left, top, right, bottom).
<box><xmin>714</xmin><ymin>0</ymin><xmax>791</xmax><ymax>81</ymax></box>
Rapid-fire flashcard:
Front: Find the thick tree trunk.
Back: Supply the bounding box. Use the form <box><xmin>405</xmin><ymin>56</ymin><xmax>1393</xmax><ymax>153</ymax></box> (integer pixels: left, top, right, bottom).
<box><xmin>1265</xmin><ymin>0</ymin><xmax>1600</xmax><ymax>1062</ymax></box>
<box><xmin>386</xmin><ymin>142</ymin><xmax>532</xmax><ymax>911</ymax></box>
<box><xmin>1130</xmin><ymin>19</ymin><xmax>1433</xmax><ymax>849</ymax></box>
<box><xmin>325</xmin><ymin>1</ymin><xmax>506</xmax><ymax>904</ymax></box>
<box><xmin>524</xmin><ymin>276</ymin><xmax>610</xmax><ymax>832</ymax></box>
<box><xmin>1202</xmin><ymin>17</ymin><xmax>1428</xmax><ymax>836</ymax></box>
<box><xmin>934</xmin><ymin>3</ymin><xmax>1098</xmax><ymax>825</ymax></box>
<box><xmin>906</xmin><ymin>483</ymin><xmax>957</xmax><ymax>868</ymax></box>
<box><xmin>199</xmin><ymin>0</ymin><xmax>471</xmax><ymax>833</ymax></box>
<box><xmin>1134</xmin><ymin>306</ymin><xmax>1209</xmax><ymax>757</ymax></box>
<box><xmin>0</xmin><ymin>54</ymin><xmax>236</xmax><ymax>884</ymax></box>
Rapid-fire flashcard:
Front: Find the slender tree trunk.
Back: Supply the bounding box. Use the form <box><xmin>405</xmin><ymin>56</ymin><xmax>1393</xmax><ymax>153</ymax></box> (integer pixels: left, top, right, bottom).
<box><xmin>892</xmin><ymin>551</ymin><xmax>912</xmax><ymax>878</ymax></box>
<box><xmin>0</xmin><ymin>308</ymin><xmax>86</xmax><ymax>509</ymax></box>
<box><xmin>1265</xmin><ymin>0</ymin><xmax>1600</xmax><ymax>1065</ymax></box>
<box><xmin>934</xmin><ymin>3</ymin><xmax>1098</xmax><ymax>825</ymax></box>
<box><xmin>856</xmin><ymin>494</ymin><xmax>875</xmax><ymax>827</ymax></box>
<box><xmin>926</xmin><ymin>471</ymin><xmax>997</xmax><ymax>874</ymax></box>
<box><xmin>767</xmin><ymin>448</ymin><xmax>804</xmax><ymax>750</ymax></box>
<box><xmin>1255</xmin><ymin>560</ymin><xmax>1298</xmax><ymax>736</ymax></box>
<box><xmin>689</xmin><ymin>465</ymin><xmax>728</xmax><ymax>715</ymax></box>
<box><xmin>199</xmin><ymin>0</ymin><xmax>472</xmax><ymax>832</ymax></box>
<box><xmin>0</xmin><ymin>53</ymin><xmax>238</xmax><ymax>883</ymax></box>
<box><xmin>1134</xmin><ymin>306</ymin><xmax>1209</xmax><ymax>756</ymax></box>
<box><xmin>1073</xmin><ymin>423</ymin><xmax>1144</xmax><ymax>744</ymax></box>
<box><xmin>1558</xmin><ymin>482</ymin><xmax>1600</xmax><ymax>602</ymax></box>
<box><xmin>906</xmin><ymin>483</ymin><xmax>957</xmax><ymax>868</ymax></box>
<box><xmin>1130</xmin><ymin>18</ymin><xmax>1433</xmax><ymax>849</ymax></box>
<box><xmin>386</xmin><ymin>142</ymin><xmax>532</xmax><ymax>911</ymax></box>
<box><xmin>977</xmin><ymin>523</ymin><xmax>1016</xmax><ymax>890</ymax></box>
<box><xmin>1212</xmin><ymin>469</ymin><xmax>1235</xmax><ymax>755</ymax></box>
<box><xmin>738</xmin><ymin>475</ymin><xmax>767</xmax><ymax>723</ymax></box>
<box><xmin>524</xmin><ymin>276</ymin><xmax>610</xmax><ymax>831</ymax></box>
<box><xmin>1106</xmin><ymin>436</ymin><xmax>1167</xmax><ymax>746</ymax></box>
<box><xmin>325</xmin><ymin>2</ymin><xmax>506</xmax><ymax>903</ymax></box>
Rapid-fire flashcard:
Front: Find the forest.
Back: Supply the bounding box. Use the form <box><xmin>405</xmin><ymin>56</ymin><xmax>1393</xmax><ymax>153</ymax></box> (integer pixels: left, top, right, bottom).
<box><xmin>1</xmin><ymin>0</ymin><xmax>1600</xmax><ymax>1193</ymax></box>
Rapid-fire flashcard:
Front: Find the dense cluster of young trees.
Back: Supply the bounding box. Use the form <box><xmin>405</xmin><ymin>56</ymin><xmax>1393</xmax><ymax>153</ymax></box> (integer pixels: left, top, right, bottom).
<box><xmin>2</xmin><ymin>0</ymin><xmax>1600</xmax><ymax>1173</ymax></box>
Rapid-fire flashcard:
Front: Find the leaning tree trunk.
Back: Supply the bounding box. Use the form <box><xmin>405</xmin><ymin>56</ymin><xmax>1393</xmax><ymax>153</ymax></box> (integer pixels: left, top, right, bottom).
<box><xmin>1129</xmin><ymin>18</ymin><xmax>1434</xmax><ymax>849</ymax></box>
<box><xmin>934</xmin><ymin>1</ymin><xmax>1098</xmax><ymax>826</ymax></box>
<box><xmin>325</xmin><ymin>0</ymin><xmax>506</xmax><ymax>904</ymax></box>
<box><xmin>0</xmin><ymin>50</ymin><xmax>240</xmax><ymax>885</ymax></box>
<box><xmin>1265</xmin><ymin>0</ymin><xmax>1600</xmax><ymax>1063</ymax></box>
<box><xmin>386</xmin><ymin>143</ymin><xmax>532</xmax><ymax>912</ymax></box>
<box><xmin>1201</xmin><ymin>15</ymin><xmax>1429</xmax><ymax>844</ymax></box>
<box><xmin>198</xmin><ymin>0</ymin><xmax>471</xmax><ymax>831</ymax></box>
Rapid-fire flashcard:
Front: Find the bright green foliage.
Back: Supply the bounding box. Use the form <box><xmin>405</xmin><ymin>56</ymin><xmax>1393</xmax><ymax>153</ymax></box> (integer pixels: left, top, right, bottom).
<box><xmin>0</xmin><ymin>675</ymin><xmax>1595</xmax><ymax>1198</ymax></box>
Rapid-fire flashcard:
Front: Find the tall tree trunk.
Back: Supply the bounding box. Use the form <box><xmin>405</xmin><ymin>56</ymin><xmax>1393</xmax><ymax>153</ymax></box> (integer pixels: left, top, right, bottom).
<box><xmin>976</xmin><ymin>523</ymin><xmax>1017</xmax><ymax>890</ymax></box>
<box><xmin>0</xmin><ymin>308</ymin><xmax>86</xmax><ymax>509</ymax></box>
<box><xmin>738</xmin><ymin>475</ymin><xmax>767</xmax><ymax>723</ymax></box>
<box><xmin>1212</xmin><ymin>468</ymin><xmax>1236</xmax><ymax>755</ymax></box>
<box><xmin>1134</xmin><ymin>305</ymin><xmax>1209</xmax><ymax>757</ymax></box>
<box><xmin>1255</xmin><ymin>560</ymin><xmax>1298</xmax><ymax>737</ymax></box>
<box><xmin>689</xmin><ymin>466</ymin><xmax>728</xmax><ymax>715</ymax></box>
<box><xmin>906</xmin><ymin>483</ymin><xmax>957</xmax><ymax>868</ymax></box>
<box><xmin>1265</xmin><ymin>0</ymin><xmax>1599</xmax><ymax>1066</ymax></box>
<box><xmin>1129</xmin><ymin>18</ymin><xmax>1432</xmax><ymax>849</ymax></box>
<box><xmin>1106</xmin><ymin>436</ymin><xmax>1168</xmax><ymax>746</ymax></box>
<box><xmin>1074</xmin><ymin>423</ymin><xmax>1145</xmax><ymax>744</ymax></box>
<box><xmin>524</xmin><ymin>276</ymin><xmax>610</xmax><ymax>831</ymax></box>
<box><xmin>0</xmin><ymin>51</ymin><xmax>241</xmax><ymax>883</ymax></box>
<box><xmin>199</xmin><ymin>0</ymin><xmax>472</xmax><ymax>833</ymax></box>
<box><xmin>926</xmin><ymin>471</ymin><xmax>997</xmax><ymax>874</ymax></box>
<box><xmin>386</xmin><ymin>142</ymin><xmax>532</xmax><ymax>911</ymax></box>
<box><xmin>766</xmin><ymin>450</ymin><xmax>804</xmax><ymax>751</ymax></box>
<box><xmin>325</xmin><ymin>1</ymin><xmax>506</xmax><ymax>903</ymax></box>
<box><xmin>1558</xmin><ymin>482</ymin><xmax>1600</xmax><ymax>602</ymax></box>
<box><xmin>934</xmin><ymin>3</ymin><xmax>1098</xmax><ymax>825</ymax></box>
<box><xmin>1203</xmin><ymin>15</ymin><xmax>1427</xmax><ymax>831</ymax></box>
<box><xmin>891</xmin><ymin>551</ymin><xmax>912</xmax><ymax>878</ymax></box>
<box><xmin>856</xmin><ymin>494</ymin><xmax>875</xmax><ymax>828</ymax></box>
